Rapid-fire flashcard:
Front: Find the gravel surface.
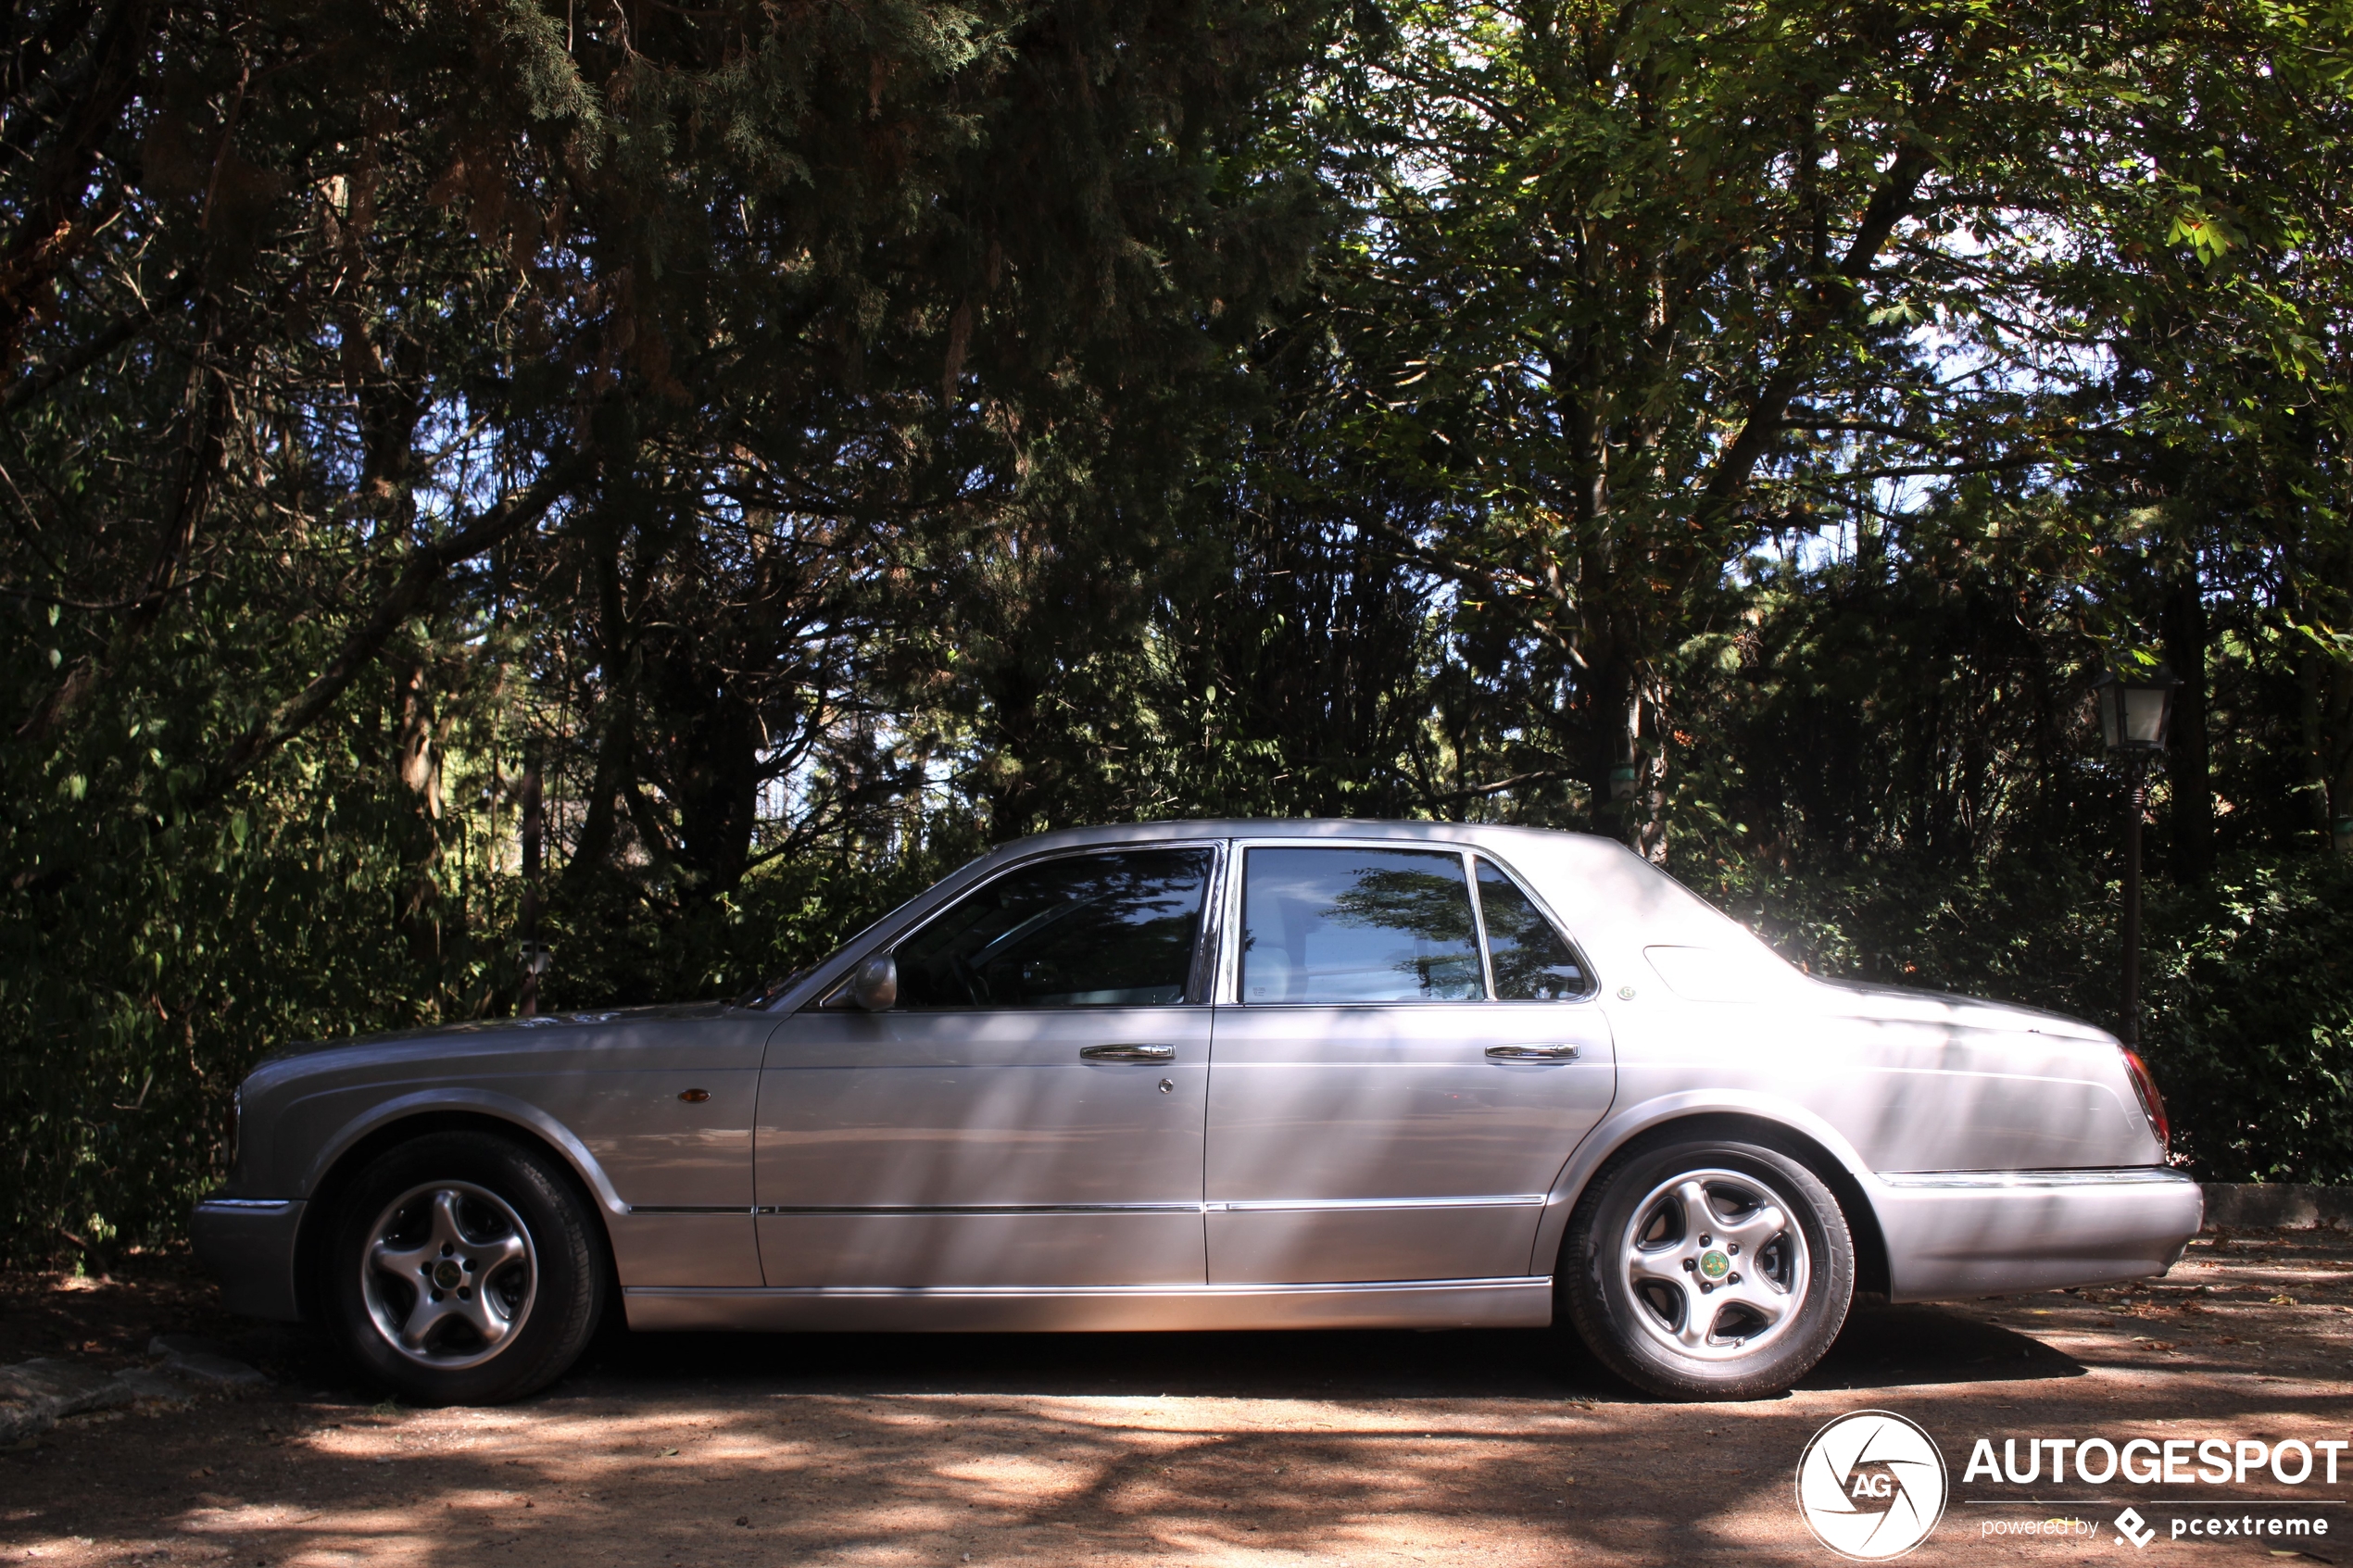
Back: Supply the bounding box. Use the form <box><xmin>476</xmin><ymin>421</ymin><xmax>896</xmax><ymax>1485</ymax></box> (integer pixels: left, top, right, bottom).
<box><xmin>2</xmin><ymin>1226</ymin><xmax>2348</xmax><ymax>1566</ymax></box>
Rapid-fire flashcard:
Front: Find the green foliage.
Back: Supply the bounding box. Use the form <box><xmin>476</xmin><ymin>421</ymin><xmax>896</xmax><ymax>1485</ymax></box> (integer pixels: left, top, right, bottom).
<box><xmin>5</xmin><ymin>0</ymin><xmax>2353</xmax><ymax>1262</ymax></box>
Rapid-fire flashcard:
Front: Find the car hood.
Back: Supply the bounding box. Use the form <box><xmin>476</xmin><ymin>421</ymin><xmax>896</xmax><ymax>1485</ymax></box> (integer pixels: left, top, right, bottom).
<box><xmin>258</xmin><ymin>1001</ymin><xmax>737</xmax><ymax>1063</ymax></box>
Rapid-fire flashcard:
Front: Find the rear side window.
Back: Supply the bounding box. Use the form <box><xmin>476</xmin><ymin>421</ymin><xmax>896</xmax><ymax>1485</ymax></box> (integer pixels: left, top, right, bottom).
<box><xmin>895</xmin><ymin>849</ymin><xmax>1212</xmax><ymax>1009</ymax></box>
<box><xmin>1240</xmin><ymin>847</ymin><xmax>1482</xmax><ymax>1003</ymax></box>
<box><xmin>1475</xmin><ymin>858</ymin><xmax>1592</xmax><ymax>999</ymax></box>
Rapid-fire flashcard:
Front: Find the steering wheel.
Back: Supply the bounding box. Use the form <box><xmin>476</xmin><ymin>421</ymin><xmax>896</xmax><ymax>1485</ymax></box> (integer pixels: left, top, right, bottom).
<box><xmin>945</xmin><ymin>951</ymin><xmax>988</xmax><ymax>1008</ymax></box>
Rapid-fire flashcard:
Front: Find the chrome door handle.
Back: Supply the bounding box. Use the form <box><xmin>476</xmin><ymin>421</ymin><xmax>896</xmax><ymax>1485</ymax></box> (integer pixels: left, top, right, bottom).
<box><xmin>1485</xmin><ymin>1043</ymin><xmax>1580</xmax><ymax>1060</ymax></box>
<box><xmin>1080</xmin><ymin>1043</ymin><xmax>1176</xmax><ymax>1063</ymax></box>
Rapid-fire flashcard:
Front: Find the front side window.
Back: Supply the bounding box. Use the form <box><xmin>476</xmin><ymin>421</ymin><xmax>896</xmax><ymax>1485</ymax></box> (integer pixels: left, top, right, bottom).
<box><xmin>1475</xmin><ymin>858</ymin><xmax>1592</xmax><ymax>999</ymax></box>
<box><xmin>1240</xmin><ymin>847</ymin><xmax>1482</xmax><ymax>1003</ymax></box>
<box><xmin>894</xmin><ymin>849</ymin><xmax>1212</xmax><ymax>1010</ymax></box>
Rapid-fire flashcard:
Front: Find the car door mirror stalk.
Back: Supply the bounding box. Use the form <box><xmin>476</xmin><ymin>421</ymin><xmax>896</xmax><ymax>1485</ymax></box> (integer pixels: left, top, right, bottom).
<box><xmin>851</xmin><ymin>954</ymin><xmax>899</xmax><ymax>1011</ymax></box>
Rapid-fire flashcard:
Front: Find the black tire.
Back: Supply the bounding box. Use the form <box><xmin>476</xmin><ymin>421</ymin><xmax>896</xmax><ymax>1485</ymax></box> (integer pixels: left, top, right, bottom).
<box><xmin>1559</xmin><ymin>1133</ymin><xmax>1853</xmax><ymax>1400</ymax></box>
<box><xmin>323</xmin><ymin>1131</ymin><xmax>607</xmax><ymax>1405</ymax></box>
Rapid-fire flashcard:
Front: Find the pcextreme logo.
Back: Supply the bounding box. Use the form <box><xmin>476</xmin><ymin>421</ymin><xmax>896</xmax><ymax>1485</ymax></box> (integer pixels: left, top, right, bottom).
<box><xmin>1795</xmin><ymin>1411</ymin><xmax>1950</xmax><ymax>1561</ymax></box>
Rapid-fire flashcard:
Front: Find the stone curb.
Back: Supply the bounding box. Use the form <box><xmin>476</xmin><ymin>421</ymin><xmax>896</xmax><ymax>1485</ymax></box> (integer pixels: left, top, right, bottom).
<box><xmin>0</xmin><ymin>1338</ymin><xmax>266</xmax><ymax>1448</ymax></box>
<box><xmin>2200</xmin><ymin>1183</ymin><xmax>2353</xmax><ymax>1230</ymax></box>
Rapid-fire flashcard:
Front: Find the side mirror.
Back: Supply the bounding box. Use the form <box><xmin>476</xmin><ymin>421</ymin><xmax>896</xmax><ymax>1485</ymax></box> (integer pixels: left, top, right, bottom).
<box><xmin>850</xmin><ymin>954</ymin><xmax>898</xmax><ymax>1011</ymax></box>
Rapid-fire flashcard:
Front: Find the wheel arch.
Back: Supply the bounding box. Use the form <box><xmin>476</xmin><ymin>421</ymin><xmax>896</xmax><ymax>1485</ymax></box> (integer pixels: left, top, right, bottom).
<box><xmin>291</xmin><ymin>1098</ymin><xmax>620</xmax><ymax>1323</ymax></box>
<box><xmin>1536</xmin><ymin>1102</ymin><xmax>1891</xmax><ymax>1298</ymax></box>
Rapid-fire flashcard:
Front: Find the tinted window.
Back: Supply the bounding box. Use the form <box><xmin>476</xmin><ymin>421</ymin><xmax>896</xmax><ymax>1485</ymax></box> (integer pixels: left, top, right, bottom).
<box><xmin>1241</xmin><ymin>847</ymin><xmax>1481</xmax><ymax>1004</ymax></box>
<box><xmin>894</xmin><ymin>850</ymin><xmax>1211</xmax><ymax>1010</ymax></box>
<box><xmin>1476</xmin><ymin>858</ymin><xmax>1590</xmax><ymax>999</ymax></box>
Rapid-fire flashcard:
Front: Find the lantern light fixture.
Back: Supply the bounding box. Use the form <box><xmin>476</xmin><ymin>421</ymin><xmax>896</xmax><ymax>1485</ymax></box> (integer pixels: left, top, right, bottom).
<box><xmin>2092</xmin><ymin>666</ymin><xmax>2183</xmax><ymax>759</ymax></box>
<box><xmin>2094</xmin><ymin>661</ymin><xmax>2181</xmax><ymax>1055</ymax></box>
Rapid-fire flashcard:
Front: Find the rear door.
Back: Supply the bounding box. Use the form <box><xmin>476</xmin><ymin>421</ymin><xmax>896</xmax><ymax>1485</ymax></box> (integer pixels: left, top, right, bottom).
<box><xmin>755</xmin><ymin>844</ymin><xmax>1219</xmax><ymax>1287</ymax></box>
<box><xmin>1205</xmin><ymin>842</ymin><xmax>1615</xmax><ymax>1285</ymax></box>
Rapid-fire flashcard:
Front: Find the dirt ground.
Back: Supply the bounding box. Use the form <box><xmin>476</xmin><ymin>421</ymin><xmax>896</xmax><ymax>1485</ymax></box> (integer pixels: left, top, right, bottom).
<box><xmin>3</xmin><ymin>1226</ymin><xmax>2349</xmax><ymax>1567</ymax></box>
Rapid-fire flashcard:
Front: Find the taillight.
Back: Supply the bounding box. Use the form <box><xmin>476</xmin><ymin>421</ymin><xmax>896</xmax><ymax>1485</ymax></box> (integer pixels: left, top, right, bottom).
<box><xmin>2120</xmin><ymin>1047</ymin><xmax>2169</xmax><ymax>1154</ymax></box>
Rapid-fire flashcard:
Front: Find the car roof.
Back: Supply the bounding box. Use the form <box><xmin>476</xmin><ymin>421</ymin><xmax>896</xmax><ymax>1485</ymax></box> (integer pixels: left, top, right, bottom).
<box><xmin>990</xmin><ymin>817</ymin><xmax>1633</xmax><ymax>861</ymax></box>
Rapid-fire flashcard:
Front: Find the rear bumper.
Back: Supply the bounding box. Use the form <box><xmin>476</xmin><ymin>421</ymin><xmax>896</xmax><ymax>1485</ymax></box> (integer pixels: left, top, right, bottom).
<box><xmin>190</xmin><ymin>1197</ymin><xmax>307</xmax><ymax>1322</ymax></box>
<box><xmin>1873</xmin><ymin>1168</ymin><xmax>2202</xmax><ymax>1302</ymax></box>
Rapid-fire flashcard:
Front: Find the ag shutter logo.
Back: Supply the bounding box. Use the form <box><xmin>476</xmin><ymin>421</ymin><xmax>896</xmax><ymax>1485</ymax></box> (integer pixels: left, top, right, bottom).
<box><xmin>1795</xmin><ymin>1411</ymin><xmax>1949</xmax><ymax>1561</ymax></box>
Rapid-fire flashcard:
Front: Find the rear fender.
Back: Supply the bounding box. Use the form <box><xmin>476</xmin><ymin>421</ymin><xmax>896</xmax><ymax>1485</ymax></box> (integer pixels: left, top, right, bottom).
<box><xmin>1530</xmin><ymin>1091</ymin><xmax>1882</xmax><ymax>1279</ymax></box>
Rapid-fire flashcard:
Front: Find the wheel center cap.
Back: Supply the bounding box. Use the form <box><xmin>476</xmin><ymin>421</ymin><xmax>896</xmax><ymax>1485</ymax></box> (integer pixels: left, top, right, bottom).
<box><xmin>433</xmin><ymin>1260</ymin><xmax>464</xmax><ymax>1290</ymax></box>
<box><xmin>1698</xmin><ymin>1249</ymin><xmax>1730</xmax><ymax>1280</ymax></box>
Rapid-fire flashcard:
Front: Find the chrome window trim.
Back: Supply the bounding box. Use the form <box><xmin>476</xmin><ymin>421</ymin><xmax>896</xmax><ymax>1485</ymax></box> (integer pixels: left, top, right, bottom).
<box><xmin>829</xmin><ymin>838</ymin><xmax>1229</xmax><ymax>1011</ymax></box>
<box><xmin>195</xmin><ymin>1198</ymin><xmax>297</xmax><ymax>1212</ymax></box>
<box><xmin>1469</xmin><ymin>850</ymin><xmax>1602</xmax><ymax>1003</ymax></box>
<box><xmin>1217</xmin><ymin>835</ymin><xmax>1604</xmax><ymax>1006</ymax></box>
<box><xmin>1189</xmin><ymin>836</ymin><xmax>1230</xmax><ymax>1007</ymax></box>
<box><xmin>1220</xmin><ymin>836</ymin><xmax>1484</xmax><ymax>1007</ymax></box>
<box><xmin>1463</xmin><ymin>847</ymin><xmax>1497</xmax><ymax>998</ymax></box>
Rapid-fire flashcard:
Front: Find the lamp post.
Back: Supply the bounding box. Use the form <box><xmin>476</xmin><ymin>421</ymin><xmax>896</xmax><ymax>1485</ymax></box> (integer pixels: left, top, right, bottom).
<box><xmin>2093</xmin><ymin>667</ymin><xmax>2182</xmax><ymax>1048</ymax></box>
<box><xmin>519</xmin><ymin>744</ymin><xmax>547</xmax><ymax>1019</ymax></box>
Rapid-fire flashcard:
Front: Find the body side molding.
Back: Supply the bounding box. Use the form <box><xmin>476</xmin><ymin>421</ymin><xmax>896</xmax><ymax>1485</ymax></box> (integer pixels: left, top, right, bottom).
<box><xmin>623</xmin><ymin>1274</ymin><xmax>1555</xmax><ymax>1334</ymax></box>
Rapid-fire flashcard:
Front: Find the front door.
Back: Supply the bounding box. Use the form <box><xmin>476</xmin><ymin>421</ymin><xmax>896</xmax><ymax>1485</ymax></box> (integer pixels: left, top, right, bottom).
<box><xmin>1206</xmin><ymin>842</ymin><xmax>1617</xmax><ymax>1285</ymax></box>
<box><xmin>755</xmin><ymin>844</ymin><xmax>1218</xmax><ymax>1287</ymax></box>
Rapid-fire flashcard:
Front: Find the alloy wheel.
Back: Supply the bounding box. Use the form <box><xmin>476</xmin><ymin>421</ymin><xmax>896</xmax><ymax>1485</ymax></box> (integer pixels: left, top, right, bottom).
<box><xmin>1618</xmin><ymin>1165</ymin><xmax>1810</xmax><ymax>1362</ymax></box>
<box><xmin>359</xmin><ymin>1181</ymin><xmax>538</xmax><ymax>1370</ymax></box>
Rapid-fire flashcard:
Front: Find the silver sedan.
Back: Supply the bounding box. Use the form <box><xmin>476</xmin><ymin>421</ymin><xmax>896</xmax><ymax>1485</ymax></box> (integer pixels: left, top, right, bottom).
<box><xmin>193</xmin><ymin>820</ymin><xmax>2200</xmax><ymax>1404</ymax></box>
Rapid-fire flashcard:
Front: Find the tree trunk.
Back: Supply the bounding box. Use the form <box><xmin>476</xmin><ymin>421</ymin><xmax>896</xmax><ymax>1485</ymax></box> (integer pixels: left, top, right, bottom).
<box><xmin>2301</xmin><ymin>645</ymin><xmax>2331</xmax><ymax>847</ymax></box>
<box><xmin>2331</xmin><ymin>655</ymin><xmax>2353</xmax><ymax>859</ymax></box>
<box><xmin>2161</xmin><ymin>573</ymin><xmax>2213</xmax><ymax>884</ymax></box>
<box><xmin>666</xmin><ymin>683</ymin><xmax>762</xmax><ymax>897</ymax></box>
<box><xmin>1582</xmin><ymin>642</ymin><xmax>1640</xmax><ymax>847</ymax></box>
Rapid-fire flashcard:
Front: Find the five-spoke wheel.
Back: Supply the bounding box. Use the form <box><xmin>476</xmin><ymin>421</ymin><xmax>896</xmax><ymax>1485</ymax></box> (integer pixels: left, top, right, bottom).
<box><xmin>1561</xmin><ymin>1133</ymin><xmax>1853</xmax><ymax>1399</ymax></box>
<box><xmin>1619</xmin><ymin>1168</ymin><xmax>1809</xmax><ymax>1361</ymax></box>
<box><xmin>326</xmin><ymin>1132</ymin><xmax>606</xmax><ymax>1405</ymax></box>
<box><xmin>360</xmin><ymin>1182</ymin><xmax>539</xmax><ymax>1368</ymax></box>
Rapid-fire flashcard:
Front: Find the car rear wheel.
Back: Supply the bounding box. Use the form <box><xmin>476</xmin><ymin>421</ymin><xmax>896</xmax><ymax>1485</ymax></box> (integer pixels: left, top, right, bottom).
<box><xmin>1559</xmin><ymin>1134</ymin><xmax>1853</xmax><ymax>1400</ymax></box>
<box><xmin>324</xmin><ymin>1131</ymin><xmax>607</xmax><ymax>1405</ymax></box>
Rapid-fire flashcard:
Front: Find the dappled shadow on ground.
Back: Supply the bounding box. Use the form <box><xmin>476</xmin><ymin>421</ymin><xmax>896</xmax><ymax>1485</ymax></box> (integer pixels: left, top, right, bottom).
<box><xmin>1</xmin><ymin>1227</ymin><xmax>2347</xmax><ymax>1567</ymax></box>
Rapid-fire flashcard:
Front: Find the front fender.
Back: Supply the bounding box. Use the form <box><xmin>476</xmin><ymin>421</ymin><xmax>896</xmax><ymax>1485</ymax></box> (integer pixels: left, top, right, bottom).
<box><xmin>296</xmin><ymin>1086</ymin><xmax>628</xmax><ymax>1217</ymax></box>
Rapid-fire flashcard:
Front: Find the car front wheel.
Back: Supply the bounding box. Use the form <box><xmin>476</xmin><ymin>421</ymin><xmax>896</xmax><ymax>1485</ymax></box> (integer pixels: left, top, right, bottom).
<box><xmin>1559</xmin><ymin>1134</ymin><xmax>1854</xmax><ymax>1400</ymax></box>
<box><xmin>324</xmin><ymin>1131</ymin><xmax>607</xmax><ymax>1405</ymax></box>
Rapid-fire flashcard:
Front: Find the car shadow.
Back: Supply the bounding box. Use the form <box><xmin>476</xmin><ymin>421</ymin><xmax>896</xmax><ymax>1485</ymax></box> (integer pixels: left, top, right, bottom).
<box><xmin>1798</xmin><ymin>1298</ymin><xmax>2087</xmax><ymax>1391</ymax></box>
<box><xmin>537</xmin><ymin>1297</ymin><xmax>2082</xmax><ymax>1405</ymax></box>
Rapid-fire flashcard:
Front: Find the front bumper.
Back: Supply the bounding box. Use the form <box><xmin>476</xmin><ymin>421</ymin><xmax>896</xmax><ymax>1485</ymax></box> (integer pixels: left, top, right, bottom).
<box><xmin>1873</xmin><ymin>1167</ymin><xmax>2203</xmax><ymax>1302</ymax></box>
<box><xmin>190</xmin><ymin>1197</ymin><xmax>308</xmax><ymax>1322</ymax></box>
